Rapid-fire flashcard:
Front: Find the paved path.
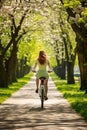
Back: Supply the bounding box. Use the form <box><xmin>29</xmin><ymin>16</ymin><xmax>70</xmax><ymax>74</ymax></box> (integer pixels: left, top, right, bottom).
<box><xmin>0</xmin><ymin>76</ymin><xmax>87</xmax><ymax>130</ymax></box>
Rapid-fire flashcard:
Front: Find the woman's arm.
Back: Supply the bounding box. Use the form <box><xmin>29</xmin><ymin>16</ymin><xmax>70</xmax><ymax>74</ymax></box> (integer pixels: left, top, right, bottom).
<box><xmin>32</xmin><ymin>60</ymin><xmax>38</xmax><ymax>71</ymax></box>
<box><xmin>47</xmin><ymin>60</ymin><xmax>53</xmax><ymax>71</ymax></box>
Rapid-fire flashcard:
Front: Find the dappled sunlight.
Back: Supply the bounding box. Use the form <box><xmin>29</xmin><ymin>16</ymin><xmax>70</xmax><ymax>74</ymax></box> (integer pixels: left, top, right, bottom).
<box><xmin>0</xmin><ymin>76</ymin><xmax>87</xmax><ymax>130</ymax></box>
<box><xmin>0</xmin><ymin>103</ymin><xmax>87</xmax><ymax>130</ymax></box>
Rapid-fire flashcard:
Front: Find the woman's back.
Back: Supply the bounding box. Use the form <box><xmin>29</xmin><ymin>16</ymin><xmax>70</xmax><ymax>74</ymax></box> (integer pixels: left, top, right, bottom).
<box><xmin>36</xmin><ymin>59</ymin><xmax>49</xmax><ymax>71</ymax></box>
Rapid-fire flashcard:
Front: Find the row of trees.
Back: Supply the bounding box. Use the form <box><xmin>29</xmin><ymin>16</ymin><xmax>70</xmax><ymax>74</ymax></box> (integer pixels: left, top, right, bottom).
<box><xmin>42</xmin><ymin>0</ymin><xmax>76</xmax><ymax>84</ymax></box>
<box><xmin>59</xmin><ymin>0</ymin><xmax>87</xmax><ymax>93</ymax></box>
<box><xmin>0</xmin><ymin>0</ymin><xmax>56</xmax><ymax>88</ymax></box>
<box><xmin>0</xmin><ymin>1</ymin><xmax>30</xmax><ymax>87</ymax></box>
<box><xmin>42</xmin><ymin>0</ymin><xmax>87</xmax><ymax>94</ymax></box>
<box><xmin>36</xmin><ymin>0</ymin><xmax>87</xmax><ymax>94</ymax></box>
<box><xmin>0</xmin><ymin>0</ymin><xmax>87</xmax><ymax>94</ymax></box>
<box><xmin>0</xmin><ymin>0</ymin><xmax>46</xmax><ymax>87</ymax></box>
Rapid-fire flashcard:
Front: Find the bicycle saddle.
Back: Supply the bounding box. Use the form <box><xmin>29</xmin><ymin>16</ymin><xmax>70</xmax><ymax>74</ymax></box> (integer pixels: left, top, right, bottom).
<box><xmin>39</xmin><ymin>77</ymin><xmax>46</xmax><ymax>80</ymax></box>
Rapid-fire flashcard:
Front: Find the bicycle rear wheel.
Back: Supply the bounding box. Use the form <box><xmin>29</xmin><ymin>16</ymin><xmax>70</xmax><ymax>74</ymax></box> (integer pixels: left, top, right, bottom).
<box><xmin>41</xmin><ymin>87</ymin><xmax>44</xmax><ymax>109</ymax></box>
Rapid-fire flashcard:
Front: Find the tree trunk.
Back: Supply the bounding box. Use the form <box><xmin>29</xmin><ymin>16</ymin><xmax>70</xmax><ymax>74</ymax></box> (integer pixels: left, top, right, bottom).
<box><xmin>76</xmin><ymin>37</ymin><xmax>87</xmax><ymax>92</ymax></box>
<box><xmin>67</xmin><ymin>61</ymin><xmax>75</xmax><ymax>84</ymax></box>
<box><xmin>6</xmin><ymin>43</ymin><xmax>18</xmax><ymax>84</ymax></box>
<box><xmin>53</xmin><ymin>61</ymin><xmax>66</xmax><ymax>79</ymax></box>
<box><xmin>60</xmin><ymin>61</ymin><xmax>66</xmax><ymax>79</ymax></box>
<box><xmin>0</xmin><ymin>58</ymin><xmax>8</xmax><ymax>88</ymax></box>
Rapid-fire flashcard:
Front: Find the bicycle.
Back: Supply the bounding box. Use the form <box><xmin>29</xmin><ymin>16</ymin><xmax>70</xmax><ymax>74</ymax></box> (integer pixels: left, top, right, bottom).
<box><xmin>39</xmin><ymin>77</ymin><xmax>47</xmax><ymax>109</ymax></box>
<box><xmin>32</xmin><ymin>70</ymin><xmax>52</xmax><ymax>109</ymax></box>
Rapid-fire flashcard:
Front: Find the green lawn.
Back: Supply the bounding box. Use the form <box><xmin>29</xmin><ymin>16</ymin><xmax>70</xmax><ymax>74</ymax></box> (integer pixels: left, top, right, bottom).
<box><xmin>51</xmin><ymin>72</ymin><xmax>87</xmax><ymax>121</ymax></box>
<box><xmin>0</xmin><ymin>72</ymin><xmax>33</xmax><ymax>104</ymax></box>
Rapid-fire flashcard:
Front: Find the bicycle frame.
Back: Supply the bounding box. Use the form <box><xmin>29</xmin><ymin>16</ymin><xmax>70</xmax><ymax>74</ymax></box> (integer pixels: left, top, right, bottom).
<box><xmin>39</xmin><ymin>77</ymin><xmax>46</xmax><ymax>109</ymax></box>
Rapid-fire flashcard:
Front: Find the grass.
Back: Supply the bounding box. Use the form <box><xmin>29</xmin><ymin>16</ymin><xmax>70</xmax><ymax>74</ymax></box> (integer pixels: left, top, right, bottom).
<box><xmin>0</xmin><ymin>72</ymin><xmax>33</xmax><ymax>104</ymax></box>
<box><xmin>51</xmin><ymin>72</ymin><xmax>87</xmax><ymax>121</ymax></box>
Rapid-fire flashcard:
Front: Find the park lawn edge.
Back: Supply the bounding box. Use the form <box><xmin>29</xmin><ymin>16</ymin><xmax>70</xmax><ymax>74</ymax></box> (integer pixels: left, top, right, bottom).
<box><xmin>0</xmin><ymin>72</ymin><xmax>33</xmax><ymax>104</ymax></box>
<box><xmin>51</xmin><ymin>72</ymin><xmax>87</xmax><ymax>121</ymax></box>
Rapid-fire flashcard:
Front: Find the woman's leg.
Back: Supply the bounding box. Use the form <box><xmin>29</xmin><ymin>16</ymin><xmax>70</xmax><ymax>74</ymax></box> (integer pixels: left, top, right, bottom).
<box><xmin>44</xmin><ymin>79</ymin><xmax>48</xmax><ymax>98</ymax></box>
<box><xmin>36</xmin><ymin>78</ymin><xmax>39</xmax><ymax>93</ymax></box>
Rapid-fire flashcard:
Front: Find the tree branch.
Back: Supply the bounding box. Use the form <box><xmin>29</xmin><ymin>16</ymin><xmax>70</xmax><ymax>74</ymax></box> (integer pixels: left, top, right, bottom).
<box><xmin>9</xmin><ymin>13</ymin><xmax>16</xmax><ymax>32</ymax></box>
<box><xmin>71</xmin><ymin>23</ymin><xmax>87</xmax><ymax>43</ymax></box>
<box><xmin>16</xmin><ymin>30</ymin><xmax>28</xmax><ymax>43</ymax></box>
<box><xmin>60</xmin><ymin>0</ymin><xmax>64</xmax><ymax>4</ymax></box>
<box><xmin>17</xmin><ymin>8</ymin><xmax>29</xmax><ymax>32</ymax></box>
<box><xmin>2</xmin><ymin>38</ymin><xmax>13</xmax><ymax>57</ymax></box>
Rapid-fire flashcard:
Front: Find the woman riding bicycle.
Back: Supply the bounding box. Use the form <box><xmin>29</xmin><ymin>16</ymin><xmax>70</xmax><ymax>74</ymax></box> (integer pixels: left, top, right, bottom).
<box><xmin>32</xmin><ymin>50</ymin><xmax>52</xmax><ymax>100</ymax></box>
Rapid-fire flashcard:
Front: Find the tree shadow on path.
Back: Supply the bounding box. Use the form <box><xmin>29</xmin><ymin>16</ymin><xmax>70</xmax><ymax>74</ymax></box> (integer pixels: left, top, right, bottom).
<box><xmin>0</xmin><ymin>76</ymin><xmax>87</xmax><ymax>130</ymax></box>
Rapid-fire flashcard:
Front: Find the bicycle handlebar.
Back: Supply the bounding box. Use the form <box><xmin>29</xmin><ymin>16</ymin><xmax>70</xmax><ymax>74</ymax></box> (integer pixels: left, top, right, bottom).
<box><xmin>32</xmin><ymin>69</ymin><xmax>53</xmax><ymax>73</ymax></box>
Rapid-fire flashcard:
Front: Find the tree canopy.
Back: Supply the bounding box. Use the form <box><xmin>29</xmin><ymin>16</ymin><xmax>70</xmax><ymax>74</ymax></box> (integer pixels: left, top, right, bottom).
<box><xmin>0</xmin><ymin>0</ymin><xmax>87</xmax><ymax>93</ymax></box>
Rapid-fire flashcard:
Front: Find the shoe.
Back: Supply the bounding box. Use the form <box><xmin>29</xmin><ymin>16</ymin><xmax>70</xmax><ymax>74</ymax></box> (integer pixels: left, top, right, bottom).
<box><xmin>44</xmin><ymin>96</ymin><xmax>48</xmax><ymax>100</ymax></box>
<box><xmin>35</xmin><ymin>89</ymin><xmax>38</xmax><ymax>93</ymax></box>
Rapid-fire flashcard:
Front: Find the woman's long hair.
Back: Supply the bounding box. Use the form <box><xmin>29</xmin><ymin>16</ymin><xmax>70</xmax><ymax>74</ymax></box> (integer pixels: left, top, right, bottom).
<box><xmin>38</xmin><ymin>51</ymin><xmax>47</xmax><ymax>65</ymax></box>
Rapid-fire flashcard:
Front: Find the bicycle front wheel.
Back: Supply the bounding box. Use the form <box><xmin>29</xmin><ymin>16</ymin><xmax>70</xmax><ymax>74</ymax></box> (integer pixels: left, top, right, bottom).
<box><xmin>41</xmin><ymin>88</ymin><xmax>44</xmax><ymax>109</ymax></box>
